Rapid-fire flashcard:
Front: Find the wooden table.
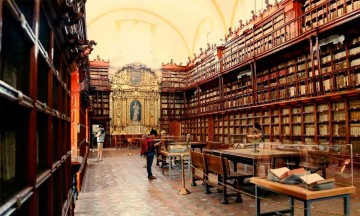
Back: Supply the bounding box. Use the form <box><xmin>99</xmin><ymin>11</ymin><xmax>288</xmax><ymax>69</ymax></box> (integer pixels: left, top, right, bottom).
<box><xmin>209</xmin><ymin>147</ymin><xmax>302</xmax><ymax>176</ymax></box>
<box><xmin>250</xmin><ymin>177</ymin><xmax>356</xmax><ymax>216</ymax></box>
<box><xmin>170</xmin><ymin>141</ymin><xmax>207</xmax><ymax>152</ymax></box>
<box><xmin>159</xmin><ymin>151</ymin><xmax>190</xmax><ymax>178</ymax></box>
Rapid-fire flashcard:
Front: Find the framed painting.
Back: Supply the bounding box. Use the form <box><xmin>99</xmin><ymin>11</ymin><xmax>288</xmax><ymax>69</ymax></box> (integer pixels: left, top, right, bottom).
<box><xmin>130</xmin><ymin>70</ymin><xmax>141</xmax><ymax>85</ymax></box>
<box><xmin>130</xmin><ymin>100</ymin><xmax>141</xmax><ymax>121</ymax></box>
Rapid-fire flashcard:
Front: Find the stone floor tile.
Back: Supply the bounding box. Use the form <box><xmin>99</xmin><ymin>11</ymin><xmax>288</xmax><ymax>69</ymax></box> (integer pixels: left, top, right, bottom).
<box><xmin>75</xmin><ymin>149</ymin><xmax>360</xmax><ymax>216</ymax></box>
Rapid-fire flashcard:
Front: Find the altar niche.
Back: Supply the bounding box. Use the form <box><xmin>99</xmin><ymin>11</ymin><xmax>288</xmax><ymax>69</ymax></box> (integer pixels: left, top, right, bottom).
<box><xmin>130</xmin><ymin>100</ymin><xmax>142</xmax><ymax>122</ymax></box>
<box><xmin>110</xmin><ymin>63</ymin><xmax>161</xmax><ymax>135</ymax></box>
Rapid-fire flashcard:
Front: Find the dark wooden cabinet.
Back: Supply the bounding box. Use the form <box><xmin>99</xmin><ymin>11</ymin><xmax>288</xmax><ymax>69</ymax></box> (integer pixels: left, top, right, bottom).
<box><xmin>89</xmin><ymin>59</ymin><xmax>111</xmax><ymax>147</ymax></box>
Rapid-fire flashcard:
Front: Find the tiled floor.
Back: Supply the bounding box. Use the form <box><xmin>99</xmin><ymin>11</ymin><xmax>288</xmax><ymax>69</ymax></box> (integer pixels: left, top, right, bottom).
<box><xmin>74</xmin><ymin>149</ymin><xmax>360</xmax><ymax>216</ymax></box>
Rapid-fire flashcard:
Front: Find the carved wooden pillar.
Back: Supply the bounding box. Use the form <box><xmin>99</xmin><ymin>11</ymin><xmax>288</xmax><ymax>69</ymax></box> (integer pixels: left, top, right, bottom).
<box><xmin>121</xmin><ymin>97</ymin><xmax>126</xmax><ymax>128</ymax></box>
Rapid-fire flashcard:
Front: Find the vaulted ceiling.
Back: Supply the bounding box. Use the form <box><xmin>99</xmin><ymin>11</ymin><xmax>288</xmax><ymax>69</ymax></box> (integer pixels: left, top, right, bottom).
<box><xmin>86</xmin><ymin>0</ymin><xmax>275</xmax><ymax>69</ymax></box>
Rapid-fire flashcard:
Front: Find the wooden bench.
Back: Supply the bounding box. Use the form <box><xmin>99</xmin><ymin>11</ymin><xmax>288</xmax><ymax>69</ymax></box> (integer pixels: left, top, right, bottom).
<box><xmin>190</xmin><ymin>151</ymin><xmax>205</xmax><ymax>186</ymax></box>
<box><xmin>250</xmin><ymin>177</ymin><xmax>356</xmax><ymax>216</ymax></box>
<box><xmin>204</xmin><ymin>153</ymin><xmax>252</xmax><ymax>204</ymax></box>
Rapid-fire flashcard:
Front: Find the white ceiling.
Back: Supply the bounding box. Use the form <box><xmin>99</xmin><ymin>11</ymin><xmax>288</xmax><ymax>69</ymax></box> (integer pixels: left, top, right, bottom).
<box><xmin>86</xmin><ymin>0</ymin><xmax>276</xmax><ymax>69</ymax></box>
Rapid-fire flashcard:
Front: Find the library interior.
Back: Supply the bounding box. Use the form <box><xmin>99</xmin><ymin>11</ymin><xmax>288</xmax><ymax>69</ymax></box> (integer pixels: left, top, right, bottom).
<box><xmin>2</xmin><ymin>0</ymin><xmax>360</xmax><ymax>215</ymax></box>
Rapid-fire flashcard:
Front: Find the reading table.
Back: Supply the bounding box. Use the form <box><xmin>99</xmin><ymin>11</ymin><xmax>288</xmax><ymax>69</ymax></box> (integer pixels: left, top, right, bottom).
<box><xmin>209</xmin><ymin>147</ymin><xmax>302</xmax><ymax>176</ymax></box>
<box><xmin>159</xmin><ymin>151</ymin><xmax>190</xmax><ymax>178</ymax></box>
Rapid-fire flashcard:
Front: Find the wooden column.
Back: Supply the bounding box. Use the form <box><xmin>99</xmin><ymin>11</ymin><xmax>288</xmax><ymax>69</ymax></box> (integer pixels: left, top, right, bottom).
<box><xmin>71</xmin><ymin>70</ymin><xmax>80</xmax><ymax>156</ymax></box>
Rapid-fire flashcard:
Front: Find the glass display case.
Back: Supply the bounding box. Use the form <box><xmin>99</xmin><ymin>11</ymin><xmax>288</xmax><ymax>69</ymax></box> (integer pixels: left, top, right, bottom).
<box><xmin>271</xmin><ymin>144</ymin><xmax>351</xmax><ymax>187</ymax></box>
<box><xmin>220</xmin><ymin>142</ymin><xmax>354</xmax><ymax>188</ymax></box>
<box><xmin>209</xmin><ymin>142</ymin><xmax>355</xmax><ymax>213</ymax></box>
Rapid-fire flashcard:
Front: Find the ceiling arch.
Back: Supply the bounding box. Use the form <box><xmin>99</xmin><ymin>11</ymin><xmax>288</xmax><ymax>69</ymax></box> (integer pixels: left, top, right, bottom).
<box><xmin>86</xmin><ymin>0</ymin><xmax>271</xmax><ymax>69</ymax></box>
<box><xmin>87</xmin><ymin>8</ymin><xmax>191</xmax><ymax>57</ymax></box>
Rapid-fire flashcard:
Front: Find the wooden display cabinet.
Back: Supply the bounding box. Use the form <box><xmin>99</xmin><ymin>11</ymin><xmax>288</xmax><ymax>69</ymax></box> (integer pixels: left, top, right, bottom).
<box><xmin>317</xmin><ymin>103</ymin><xmax>330</xmax><ymax>143</ymax></box>
<box><xmin>291</xmin><ymin>106</ymin><xmax>303</xmax><ymax>143</ymax></box>
<box><xmin>160</xmin><ymin>67</ymin><xmax>186</xmax><ymax>135</ymax></box>
<box><xmin>349</xmin><ymin>99</ymin><xmax>360</xmax><ymax>150</ymax></box>
<box><xmin>261</xmin><ymin>110</ymin><xmax>271</xmax><ymax>142</ymax></box>
<box><xmin>280</xmin><ymin>107</ymin><xmax>291</xmax><ymax>143</ymax></box>
<box><xmin>188</xmin><ymin>91</ymin><xmax>198</xmax><ymax>115</ymax></box>
<box><xmin>160</xmin><ymin>92</ymin><xmax>184</xmax><ymax>119</ymax></box>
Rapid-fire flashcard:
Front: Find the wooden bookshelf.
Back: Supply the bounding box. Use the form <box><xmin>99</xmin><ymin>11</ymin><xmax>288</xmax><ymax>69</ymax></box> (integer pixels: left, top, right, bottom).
<box><xmin>0</xmin><ymin>0</ymin><xmax>92</xmax><ymax>215</ymax></box>
<box><xmin>160</xmin><ymin>1</ymin><xmax>360</xmax><ymax>153</ymax></box>
<box><xmin>160</xmin><ymin>93</ymin><xmax>184</xmax><ymax>119</ymax></box>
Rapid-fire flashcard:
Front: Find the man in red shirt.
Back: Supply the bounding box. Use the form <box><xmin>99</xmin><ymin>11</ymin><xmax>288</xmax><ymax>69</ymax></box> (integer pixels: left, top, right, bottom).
<box><xmin>142</xmin><ymin>130</ymin><xmax>160</xmax><ymax>179</ymax></box>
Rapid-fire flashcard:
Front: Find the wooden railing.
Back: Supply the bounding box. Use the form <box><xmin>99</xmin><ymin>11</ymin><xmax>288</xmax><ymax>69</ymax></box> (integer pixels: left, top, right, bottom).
<box><xmin>180</xmin><ymin>2</ymin><xmax>360</xmax><ymax>116</ymax></box>
<box><xmin>183</xmin><ymin>1</ymin><xmax>360</xmax><ymax>87</ymax></box>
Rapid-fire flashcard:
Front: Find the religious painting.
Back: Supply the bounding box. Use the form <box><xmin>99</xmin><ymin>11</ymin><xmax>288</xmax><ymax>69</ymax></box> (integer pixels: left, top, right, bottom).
<box><xmin>130</xmin><ymin>70</ymin><xmax>141</xmax><ymax>85</ymax></box>
<box><xmin>130</xmin><ymin>100</ymin><xmax>141</xmax><ymax>122</ymax></box>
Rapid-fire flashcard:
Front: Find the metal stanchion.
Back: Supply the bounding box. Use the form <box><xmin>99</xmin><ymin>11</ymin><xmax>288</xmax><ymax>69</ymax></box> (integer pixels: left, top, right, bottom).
<box><xmin>178</xmin><ymin>154</ymin><xmax>191</xmax><ymax>195</ymax></box>
<box><xmin>128</xmin><ymin>148</ymin><xmax>132</xmax><ymax>156</ymax></box>
<box><xmin>128</xmin><ymin>141</ymin><xmax>134</xmax><ymax>156</ymax></box>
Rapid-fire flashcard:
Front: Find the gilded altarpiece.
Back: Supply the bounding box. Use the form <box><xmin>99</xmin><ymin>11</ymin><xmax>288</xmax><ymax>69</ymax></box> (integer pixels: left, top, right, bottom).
<box><xmin>110</xmin><ymin>63</ymin><xmax>161</xmax><ymax>135</ymax></box>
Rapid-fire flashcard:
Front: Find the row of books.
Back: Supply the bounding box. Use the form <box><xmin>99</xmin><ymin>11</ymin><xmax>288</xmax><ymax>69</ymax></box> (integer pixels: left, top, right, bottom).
<box><xmin>350</xmin><ymin>123</ymin><xmax>360</xmax><ymax>136</ymax></box>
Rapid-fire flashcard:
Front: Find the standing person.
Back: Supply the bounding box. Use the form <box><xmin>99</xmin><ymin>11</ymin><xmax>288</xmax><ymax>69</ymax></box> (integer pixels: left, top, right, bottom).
<box><xmin>142</xmin><ymin>130</ymin><xmax>160</xmax><ymax>179</ymax></box>
<box><xmin>96</xmin><ymin>125</ymin><xmax>105</xmax><ymax>161</ymax></box>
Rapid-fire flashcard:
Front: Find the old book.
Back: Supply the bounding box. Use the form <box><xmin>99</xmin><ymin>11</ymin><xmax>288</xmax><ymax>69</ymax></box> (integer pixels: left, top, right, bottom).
<box><xmin>301</xmin><ymin>175</ymin><xmax>336</xmax><ymax>191</ymax></box>
<box><xmin>279</xmin><ymin>168</ymin><xmax>309</xmax><ymax>185</ymax></box>
<box><xmin>300</xmin><ymin>173</ymin><xmax>324</xmax><ymax>185</ymax></box>
<box><xmin>286</xmin><ymin>168</ymin><xmax>307</xmax><ymax>176</ymax></box>
<box><xmin>268</xmin><ymin>167</ymin><xmax>290</xmax><ymax>181</ymax></box>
